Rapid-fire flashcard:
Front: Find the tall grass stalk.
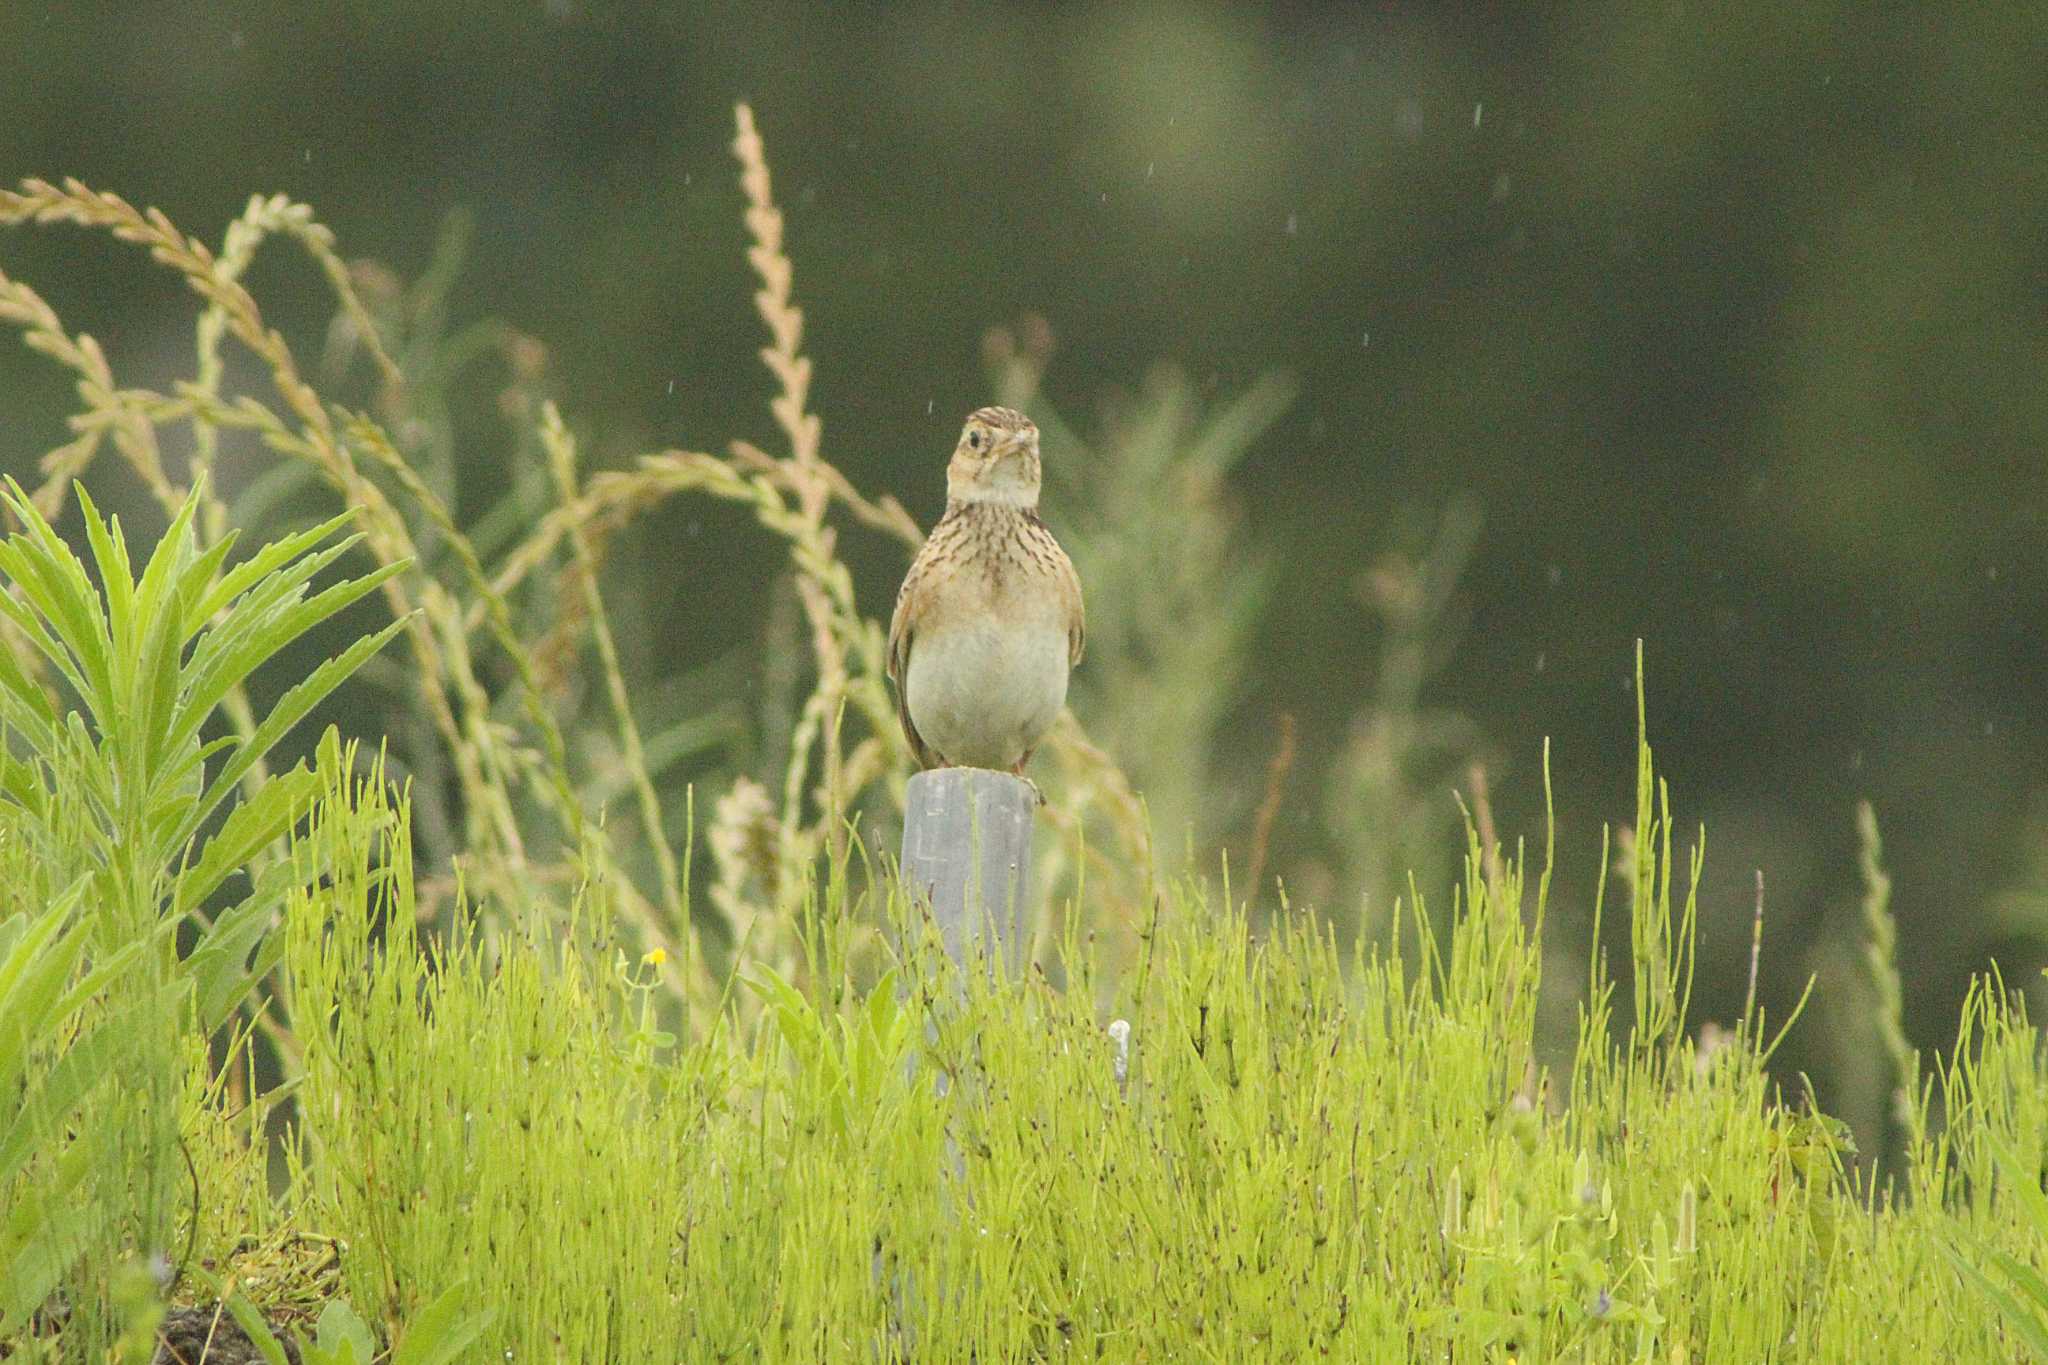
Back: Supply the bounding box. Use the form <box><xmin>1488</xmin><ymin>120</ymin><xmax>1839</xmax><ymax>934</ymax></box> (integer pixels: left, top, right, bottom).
<box><xmin>1858</xmin><ymin>799</ymin><xmax>1926</xmax><ymax>1165</ymax></box>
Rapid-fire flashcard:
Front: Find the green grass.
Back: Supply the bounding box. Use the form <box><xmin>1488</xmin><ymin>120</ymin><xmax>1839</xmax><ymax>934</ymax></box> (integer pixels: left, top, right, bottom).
<box><xmin>38</xmin><ymin>722</ymin><xmax>2048</xmax><ymax>1359</ymax></box>
<box><xmin>10</xmin><ymin>599</ymin><xmax>2048</xmax><ymax>1356</ymax></box>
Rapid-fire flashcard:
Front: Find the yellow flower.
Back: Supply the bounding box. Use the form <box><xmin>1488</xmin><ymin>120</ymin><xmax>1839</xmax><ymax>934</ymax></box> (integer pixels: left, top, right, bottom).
<box><xmin>642</xmin><ymin>948</ymin><xmax>669</xmax><ymax>967</ymax></box>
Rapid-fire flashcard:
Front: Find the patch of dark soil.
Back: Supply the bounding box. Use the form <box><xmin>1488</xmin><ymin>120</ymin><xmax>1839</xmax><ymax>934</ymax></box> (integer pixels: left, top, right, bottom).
<box><xmin>151</xmin><ymin>1305</ymin><xmax>305</xmax><ymax>1365</ymax></box>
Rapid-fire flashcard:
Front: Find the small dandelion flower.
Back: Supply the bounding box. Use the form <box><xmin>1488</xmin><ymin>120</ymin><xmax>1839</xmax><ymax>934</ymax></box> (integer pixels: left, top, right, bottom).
<box><xmin>642</xmin><ymin>948</ymin><xmax>669</xmax><ymax>967</ymax></box>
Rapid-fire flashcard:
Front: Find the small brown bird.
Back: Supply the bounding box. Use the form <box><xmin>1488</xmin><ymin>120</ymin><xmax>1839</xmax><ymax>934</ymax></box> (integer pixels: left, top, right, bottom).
<box><xmin>887</xmin><ymin>406</ymin><xmax>1084</xmax><ymax>776</ymax></box>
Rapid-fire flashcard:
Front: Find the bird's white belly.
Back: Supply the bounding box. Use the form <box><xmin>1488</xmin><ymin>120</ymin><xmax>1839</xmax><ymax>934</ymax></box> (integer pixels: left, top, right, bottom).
<box><xmin>904</xmin><ymin>620</ymin><xmax>1069</xmax><ymax>770</ymax></box>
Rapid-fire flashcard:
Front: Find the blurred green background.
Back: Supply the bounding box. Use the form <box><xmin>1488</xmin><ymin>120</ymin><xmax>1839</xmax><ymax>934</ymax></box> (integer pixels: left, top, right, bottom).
<box><xmin>4</xmin><ymin>2</ymin><xmax>2045</xmax><ymax>1143</ymax></box>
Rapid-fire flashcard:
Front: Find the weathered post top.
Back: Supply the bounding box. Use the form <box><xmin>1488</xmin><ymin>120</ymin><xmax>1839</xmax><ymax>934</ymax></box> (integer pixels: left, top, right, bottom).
<box><xmin>899</xmin><ymin>767</ymin><xmax>1036</xmax><ymax>978</ymax></box>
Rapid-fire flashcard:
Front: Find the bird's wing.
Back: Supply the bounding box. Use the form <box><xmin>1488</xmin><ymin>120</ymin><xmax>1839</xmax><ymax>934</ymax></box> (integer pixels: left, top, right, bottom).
<box><xmin>1023</xmin><ymin>509</ymin><xmax>1086</xmax><ymax>669</ymax></box>
<box><xmin>1061</xmin><ymin>543</ymin><xmax>1085</xmax><ymax>668</ymax></box>
<box><xmin>887</xmin><ymin>543</ymin><xmax>938</xmax><ymax>770</ymax></box>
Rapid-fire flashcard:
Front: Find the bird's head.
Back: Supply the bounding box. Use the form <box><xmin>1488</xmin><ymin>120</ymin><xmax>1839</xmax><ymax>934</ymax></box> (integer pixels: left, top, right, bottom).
<box><xmin>945</xmin><ymin>406</ymin><xmax>1041</xmax><ymax>507</ymax></box>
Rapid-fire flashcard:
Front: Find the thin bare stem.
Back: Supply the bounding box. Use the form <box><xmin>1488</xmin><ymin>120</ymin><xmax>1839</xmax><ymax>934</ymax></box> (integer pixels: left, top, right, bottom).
<box><xmin>540</xmin><ymin>404</ymin><xmax>692</xmax><ymax>974</ymax></box>
<box><xmin>1744</xmin><ymin>868</ymin><xmax>1764</xmax><ymax>1029</ymax></box>
<box><xmin>1244</xmin><ymin>712</ymin><xmax>1296</xmax><ymax>901</ymax></box>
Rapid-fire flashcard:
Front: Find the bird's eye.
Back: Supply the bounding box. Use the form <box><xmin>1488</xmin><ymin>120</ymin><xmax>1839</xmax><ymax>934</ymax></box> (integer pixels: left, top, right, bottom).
<box><xmin>968</xmin><ymin>430</ymin><xmax>983</xmax><ymax>450</ymax></box>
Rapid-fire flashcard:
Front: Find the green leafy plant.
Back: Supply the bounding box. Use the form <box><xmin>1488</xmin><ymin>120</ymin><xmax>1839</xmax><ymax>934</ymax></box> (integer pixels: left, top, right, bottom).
<box><xmin>0</xmin><ymin>477</ymin><xmax>406</xmax><ymax>1354</ymax></box>
<box><xmin>262</xmin><ymin>1285</ymin><xmax>492</xmax><ymax>1365</ymax></box>
<box><xmin>0</xmin><ymin>477</ymin><xmax>404</xmax><ymax>983</ymax></box>
<box><xmin>0</xmin><ymin>877</ymin><xmax>138</xmax><ymax>1336</ymax></box>
<box><xmin>748</xmin><ymin>961</ymin><xmax>919</xmax><ymax>1143</ymax></box>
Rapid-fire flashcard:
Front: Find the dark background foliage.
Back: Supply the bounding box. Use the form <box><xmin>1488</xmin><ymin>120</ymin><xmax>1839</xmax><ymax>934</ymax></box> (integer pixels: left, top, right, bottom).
<box><xmin>4</xmin><ymin>1</ymin><xmax>2045</xmax><ymax>1137</ymax></box>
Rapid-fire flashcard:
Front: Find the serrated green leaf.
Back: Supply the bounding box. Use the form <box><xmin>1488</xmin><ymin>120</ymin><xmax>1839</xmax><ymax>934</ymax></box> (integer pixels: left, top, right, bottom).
<box><xmin>0</xmin><ymin>544</ymin><xmax>97</xmax><ymax>707</ymax></box>
<box><xmin>0</xmin><ymin>630</ymin><xmax>58</xmax><ymax>745</ymax></box>
<box><xmin>77</xmin><ymin>486</ymin><xmax>138</xmax><ymax>693</ymax></box>
<box><xmin>181</xmin><ymin>780</ymin><xmax>320</xmax><ymax>1032</ymax></box>
<box><xmin>181</xmin><ymin>617</ymin><xmax>408</xmax><ymax>853</ymax></box>
<box><xmin>0</xmin><ymin>919</ymin><xmax>90</xmax><ymax>1098</ymax></box>
<box><xmin>178</xmin><ymin>766</ymin><xmax>321</xmax><ymax>914</ymax></box>
<box><xmin>0</xmin><ymin>751</ymin><xmax>49</xmax><ymax>820</ymax></box>
<box><xmin>125</xmin><ymin>478</ymin><xmax>202</xmax><ymax>644</ymax></box>
<box><xmin>0</xmin><ymin>480</ymin><xmax>113</xmax><ymax>714</ymax></box>
<box><xmin>0</xmin><ymin>1013</ymin><xmax>129</xmax><ymax>1188</ymax></box>
<box><xmin>133</xmin><ymin>582</ymin><xmax>188</xmax><ymax>791</ymax></box>
<box><xmin>168</xmin><ymin>549</ymin><xmax>404</xmax><ymax>765</ymax></box>
<box><xmin>189</xmin><ymin>511</ymin><xmax>356</xmax><ymax>627</ymax></box>
<box><xmin>185</xmin><ymin>900</ymin><xmax>285</xmax><ymax>1037</ymax></box>
<box><xmin>149</xmin><ymin>732</ymin><xmax>238</xmax><ymax>827</ymax></box>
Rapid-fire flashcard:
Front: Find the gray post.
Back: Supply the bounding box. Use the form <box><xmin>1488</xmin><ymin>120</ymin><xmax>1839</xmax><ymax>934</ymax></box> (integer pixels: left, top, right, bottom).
<box><xmin>886</xmin><ymin>768</ymin><xmax>1036</xmax><ymax>1347</ymax></box>
<box><xmin>899</xmin><ymin>767</ymin><xmax>1035</xmax><ymax>978</ymax></box>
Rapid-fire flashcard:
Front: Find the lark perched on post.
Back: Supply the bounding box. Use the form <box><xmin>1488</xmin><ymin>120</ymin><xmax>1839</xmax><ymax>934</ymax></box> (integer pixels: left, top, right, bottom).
<box><xmin>887</xmin><ymin>407</ymin><xmax>1084</xmax><ymax>777</ymax></box>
